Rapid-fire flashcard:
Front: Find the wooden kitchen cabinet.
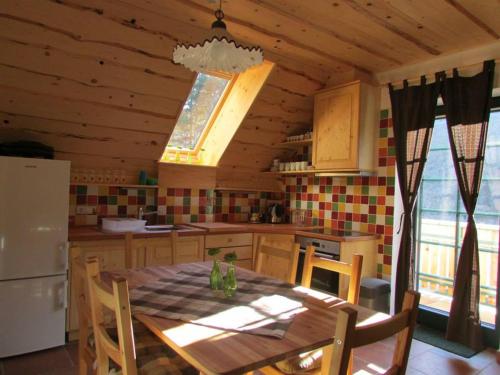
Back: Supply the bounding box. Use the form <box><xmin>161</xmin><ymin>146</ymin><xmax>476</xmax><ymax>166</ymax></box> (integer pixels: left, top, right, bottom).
<box><xmin>67</xmin><ymin>239</ymin><xmax>126</xmax><ymax>335</ymax></box>
<box><xmin>174</xmin><ymin>235</ymin><xmax>205</xmax><ymax>264</ymax></box>
<box><xmin>312</xmin><ymin>80</ymin><xmax>379</xmax><ymax>172</ymax></box>
<box><xmin>252</xmin><ymin>233</ymin><xmax>295</xmax><ymax>271</ymax></box>
<box><xmin>138</xmin><ymin>235</ymin><xmax>205</xmax><ymax>267</ymax></box>
<box><xmin>338</xmin><ymin>239</ymin><xmax>378</xmax><ymax>300</ymax></box>
<box><xmin>67</xmin><ymin>234</ymin><xmax>204</xmax><ymax>336</ymax></box>
<box><xmin>135</xmin><ymin>237</ymin><xmax>172</xmax><ymax>267</ymax></box>
<box><xmin>204</xmin><ymin>233</ymin><xmax>254</xmax><ymax>268</ymax></box>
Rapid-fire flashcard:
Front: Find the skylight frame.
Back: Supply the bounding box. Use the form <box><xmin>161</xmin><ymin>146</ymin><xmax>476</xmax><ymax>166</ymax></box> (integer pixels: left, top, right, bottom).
<box><xmin>166</xmin><ymin>70</ymin><xmax>237</xmax><ymax>155</ymax></box>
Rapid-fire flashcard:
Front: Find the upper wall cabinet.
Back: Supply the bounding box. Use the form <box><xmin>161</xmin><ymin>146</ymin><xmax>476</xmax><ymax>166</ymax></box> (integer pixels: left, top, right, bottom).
<box><xmin>312</xmin><ymin>81</ymin><xmax>379</xmax><ymax>172</ymax></box>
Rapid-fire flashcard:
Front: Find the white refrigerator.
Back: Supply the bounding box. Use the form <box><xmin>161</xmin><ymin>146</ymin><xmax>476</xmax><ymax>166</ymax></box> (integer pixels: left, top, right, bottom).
<box><xmin>0</xmin><ymin>156</ymin><xmax>70</xmax><ymax>357</ymax></box>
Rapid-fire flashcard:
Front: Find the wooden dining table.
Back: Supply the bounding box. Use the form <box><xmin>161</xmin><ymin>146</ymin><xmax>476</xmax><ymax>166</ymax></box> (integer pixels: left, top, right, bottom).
<box><xmin>105</xmin><ymin>262</ymin><xmax>388</xmax><ymax>375</ymax></box>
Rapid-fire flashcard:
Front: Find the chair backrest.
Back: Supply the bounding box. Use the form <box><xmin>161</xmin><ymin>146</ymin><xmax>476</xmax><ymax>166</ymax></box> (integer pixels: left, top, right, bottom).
<box><xmin>329</xmin><ymin>291</ymin><xmax>420</xmax><ymax>375</ymax></box>
<box><xmin>86</xmin><ymin>258</ymin><xmax>138</xmax><ymax>375</ymax></box>
<box><xmin>255</xmin><ymin>236</ymin><xmax>300</xmax><ymax>284</ymax></box>
<box><xmin>301</xmin><ymin>245</ymin><xmax>363</xmax><ymax>304</ymax></box>
<box><xmin>72</xmin><ymin>257</ymin><xmax>96</xmax><ymax>375</ymax></box>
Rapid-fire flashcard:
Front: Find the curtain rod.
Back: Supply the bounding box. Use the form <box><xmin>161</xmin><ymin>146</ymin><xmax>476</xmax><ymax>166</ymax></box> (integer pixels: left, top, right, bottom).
<box><xmin>378</xmin><ymin>58</ymin><xmax>500</xmax><ymax>88</ymax></box>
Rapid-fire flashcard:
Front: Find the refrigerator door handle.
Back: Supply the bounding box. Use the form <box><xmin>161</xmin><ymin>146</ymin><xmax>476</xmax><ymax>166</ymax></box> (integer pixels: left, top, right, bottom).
<box><xmin>63</xmin><ymin>280</ymin><xmax>68</xmax><ymax>309</ymax></box>
<box><xmin>57</xmin><ymin>280</ymin><xmax>68</xmax><ymax>309</ymax></box>
<box><xmin>59</xmin><ymin>241</ymin><xmax>69</xmax><ymax>271</ymax></box>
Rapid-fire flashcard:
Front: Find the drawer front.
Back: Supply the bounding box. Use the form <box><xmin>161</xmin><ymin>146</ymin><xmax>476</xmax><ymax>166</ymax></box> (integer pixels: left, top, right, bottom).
<box><xmin>206</xmin><ymin>246</ymin><xmax>253</xmax><ymax>261</ymax></box>
<box><xmin>235</xmin><ymin>259</ymin><xmax>253</xmax><ymax>270</ymax></box>
<box><xmin>205</xmin><ymin>233</ymin><xmax>253</xmax><ymax>248</ymax></box>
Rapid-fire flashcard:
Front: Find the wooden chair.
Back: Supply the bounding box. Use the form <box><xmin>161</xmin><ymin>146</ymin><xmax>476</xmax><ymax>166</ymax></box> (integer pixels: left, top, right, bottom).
<box><xmin>85</xmin><ymin>257</ymin><xmax>197</xmax><ymax>375</ymax></box>
<box><xmin>262</xmin><ymin>248</ymin><xmax>364</xmax><ymax>375</ymax></box>
<box><xmin>255</xmin><ymin>236</ymin><xmax>300</xmax><ymax>284</ymax></box>
<box><xmin>328</xmin><ymin>291</ymin><xmax>420</xmax><ymax>375</ymax></box>
<box><xmin>301</xmin><ymin>245</ymin><xmax>363</xmax><ymax>304</ymax></box>
<box><xmin>72</xmin><ymin>257</ymin><xmax>96</xmax><ymax>375</ymax></box>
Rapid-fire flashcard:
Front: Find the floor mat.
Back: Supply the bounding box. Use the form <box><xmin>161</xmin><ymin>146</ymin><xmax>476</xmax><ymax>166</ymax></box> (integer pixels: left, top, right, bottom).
<box><xmin>413</xmin><ymin>325</ymin><xmax>480</xmax><ymax>358</ymax></box>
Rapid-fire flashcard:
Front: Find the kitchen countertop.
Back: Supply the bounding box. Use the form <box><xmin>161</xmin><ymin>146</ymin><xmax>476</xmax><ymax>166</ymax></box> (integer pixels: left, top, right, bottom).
<box><xmin>295</xmin><ymin>228</ymin><xmax>379</xmax><ymax>242</ymax></box>
<box><xmin>186</xmin><ymin>222</ymin><xmax>320</xmax><ymax>235</ymax></box>
<box><xmin>68</xmin><ymin>225</ymin><xmax>206</xmax><ymax>241</ymax></box>
<box><xmin>69</xmin><ymin>223</ymin><xmax>379</xmax><ymax>242</ymax></box>
<box><xmin>185</xmin><ymin>222</ymin><xmax>248</xmax><ymax>233</ymax></box>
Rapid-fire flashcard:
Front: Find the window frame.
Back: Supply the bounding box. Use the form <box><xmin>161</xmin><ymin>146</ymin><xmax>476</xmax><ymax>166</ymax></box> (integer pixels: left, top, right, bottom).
<box><xmin>166</xmin><ymin>70</ymin><xmax>238</xmax><ymax>156</ymax></box>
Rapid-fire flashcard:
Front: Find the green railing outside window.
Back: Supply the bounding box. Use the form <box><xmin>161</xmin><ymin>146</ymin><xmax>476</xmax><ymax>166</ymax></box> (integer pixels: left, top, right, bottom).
<box><xmin>415</xmin><ymin>112</ymin><xmax>499</xmax><ymax>324</ymax></box>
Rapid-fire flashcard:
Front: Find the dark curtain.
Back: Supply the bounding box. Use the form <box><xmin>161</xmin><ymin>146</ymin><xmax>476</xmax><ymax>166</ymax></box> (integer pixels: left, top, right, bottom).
<box><xmin>389</xmin><ymin>75</ymin><xmax>442</xmax><ymax>312</ymax></box>
<box><xmin>443</xmin><ymin>60</ymin><xmax>495</xmax><ymax>350</ymax></box>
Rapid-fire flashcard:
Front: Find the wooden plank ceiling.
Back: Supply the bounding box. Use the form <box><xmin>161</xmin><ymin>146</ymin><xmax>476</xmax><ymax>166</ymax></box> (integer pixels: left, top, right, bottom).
<box><xmin>0</xmin><ymin>0</ymin><xmax>498</xmax><ymax>183</ymax></box>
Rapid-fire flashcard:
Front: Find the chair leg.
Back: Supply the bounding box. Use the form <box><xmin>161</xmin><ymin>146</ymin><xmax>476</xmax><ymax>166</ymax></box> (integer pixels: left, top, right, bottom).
<box><xmin>78</xmin><ymin>343</ymin><xmax>89</xmax><ymax>375</ymax></box>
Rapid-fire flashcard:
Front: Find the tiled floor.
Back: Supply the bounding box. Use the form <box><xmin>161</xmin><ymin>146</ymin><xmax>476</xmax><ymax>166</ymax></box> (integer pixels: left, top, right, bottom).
<box><xmin>0</xmin><ymin>339</ymin><xmax>498</xmax><ymax>375</ymax></box>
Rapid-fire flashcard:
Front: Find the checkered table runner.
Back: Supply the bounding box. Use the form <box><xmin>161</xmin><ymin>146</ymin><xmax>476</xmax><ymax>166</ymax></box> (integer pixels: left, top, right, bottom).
<box><xmin>129</xmin><ymin>263</ymin><xmax>305</xmax><ymax>338</ymax></box>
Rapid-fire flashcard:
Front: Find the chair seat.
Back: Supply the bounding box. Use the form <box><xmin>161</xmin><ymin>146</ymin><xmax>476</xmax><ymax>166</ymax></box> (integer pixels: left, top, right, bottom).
<box><xmin>89</xmin><ymin>321</ymin><xmax>198</xmax><ymax>375</ymax></box>
<box><xmin>274</xmin><ymin>348</ymin><xmax>323</xmax><ymax>374</ymax></box>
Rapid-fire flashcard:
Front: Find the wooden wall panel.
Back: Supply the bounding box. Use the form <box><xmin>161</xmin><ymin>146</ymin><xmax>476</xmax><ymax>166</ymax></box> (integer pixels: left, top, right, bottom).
<box><xmin>0</xmin><ymin>0</ymin><xmax>496</xmax><ymax>188</ymax></box>
<box><xmin>0</xmin><ymin>0</ymin><xmax>326</xmax><ymax>188</ymax></box>
<box><xmin>158</xmin><ymin>164</ymin><xmax>216</xmax><ymax>189</ymax></box>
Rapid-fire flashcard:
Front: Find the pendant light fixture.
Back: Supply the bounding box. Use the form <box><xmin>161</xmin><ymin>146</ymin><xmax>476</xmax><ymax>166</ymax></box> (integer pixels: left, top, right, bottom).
<box><xmin>173</xmin><ymin>0</ymin><xmax>264</xmax><ymax>74</ymax></box>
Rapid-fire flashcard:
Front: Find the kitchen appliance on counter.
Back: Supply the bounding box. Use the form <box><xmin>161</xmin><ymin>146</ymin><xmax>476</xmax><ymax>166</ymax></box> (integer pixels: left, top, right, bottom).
<box><xmin>295</xmin><ymin>235</ymin><xmax>341</xmax><ymax>295</ymax></box>
<box><xmin>266</xmin><ymin>203</ymin><xmax>284</xmax><ymax>224</ymax></box>
<box><xmin>0</xmin><ymin>156</ymin><xmax>70</xmax><ymax>357</ymax></box>
<box><xmin>249</xmin><ymin>212</ymin><xmax>261</xmax><ymax>224</ymax></box>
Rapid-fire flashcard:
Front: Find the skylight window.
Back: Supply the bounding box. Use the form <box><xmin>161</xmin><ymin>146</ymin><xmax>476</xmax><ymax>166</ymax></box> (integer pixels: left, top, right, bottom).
<box><xmin>160</xmin><ymin>60</ymin><xmax>274</xmax><ymax>167</ymax></box>
<box><xmin>167</xmin><ymin>72</ymin><xmax>230</xmax><ymax>151</ymax></box>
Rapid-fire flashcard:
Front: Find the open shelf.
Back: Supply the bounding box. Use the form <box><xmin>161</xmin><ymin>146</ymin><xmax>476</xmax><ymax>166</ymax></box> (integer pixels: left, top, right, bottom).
<box><xmin>276</xmin><ymin>139</ymin><xmax>313</xmax><ymax>147</ymax></box>
<box><xmin>262</xmin><ymin>170</ymin><xmax>315</xmax><ymax>175</ymax></box>
<box><xmin>215</xmin><ymin>187</ymin><xmax>282</xmax><ymax>193</ymax></box>
<box><xmin>262</xmin><ymin>169</ymin><xmax>376</xmax><ymax>176</ymax></box>
<box><xmin>70</xmin><ymin>183</ymin><xmax>159</xmax><ymax>189</ymax></box>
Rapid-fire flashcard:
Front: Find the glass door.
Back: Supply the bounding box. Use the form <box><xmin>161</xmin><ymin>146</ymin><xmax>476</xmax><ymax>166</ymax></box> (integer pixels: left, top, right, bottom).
<box><xmin>415</xmin><ymin>110</ymin><xmax>499</xmax><ymax>331</ymax></box>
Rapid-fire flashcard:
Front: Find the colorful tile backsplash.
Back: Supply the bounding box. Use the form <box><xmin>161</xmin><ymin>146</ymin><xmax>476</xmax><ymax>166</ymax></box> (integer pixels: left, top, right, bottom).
<box><xmin>155</xmin><ymin>188</ymin><xmax>283</xmax><ymax>224</ymax></box>
<box><xmin>284</xmin><ymin>109</ymin><xmax>395</xmax><ymax>279</ymax></box>
<box><xmin>68</xmin><ymin>110</ymin><xmax>394</xmax><ymax>280</ymax></box>
<box><xmin>69</xmin><ymin>185</ymin><xmax>156</xmax><ymax>226</ymax></box>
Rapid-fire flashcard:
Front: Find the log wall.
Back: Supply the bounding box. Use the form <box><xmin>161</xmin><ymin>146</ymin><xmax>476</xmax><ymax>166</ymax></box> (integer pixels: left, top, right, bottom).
<box><xmin>0</xmin><ymin>0</ymin><xmax>329</xmax><ymax>186</ymax></box>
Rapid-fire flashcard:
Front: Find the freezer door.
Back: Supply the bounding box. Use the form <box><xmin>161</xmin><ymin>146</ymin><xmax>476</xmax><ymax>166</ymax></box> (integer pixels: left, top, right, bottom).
<box><xmin>0</xmin><ymin>275</ymin><xmax>67</xmax><ymax>357</ymax></box>
<box><xmin>0</xmin><ymin>157</ymin><xmax>70</xmax><ymax>280</ymax></box>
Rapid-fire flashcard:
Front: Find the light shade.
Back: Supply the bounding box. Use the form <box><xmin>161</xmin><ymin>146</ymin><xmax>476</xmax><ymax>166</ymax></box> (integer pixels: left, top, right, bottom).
<box><xmin>173</xmin><ymin>8</ymin><xmax>263</xmax><ymax>74</ymax></box>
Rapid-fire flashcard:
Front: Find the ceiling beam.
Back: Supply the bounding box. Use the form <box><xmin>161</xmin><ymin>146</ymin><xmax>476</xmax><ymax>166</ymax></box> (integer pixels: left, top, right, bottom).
<box><xmin>171</xmin><ymin>0</ymin><xmax>370</xmax><ymax>74</ymax></box>
<box><xmin>344</xmin><ymin>0</ymin><xmax>440</xmax><ymax>56</ymax></box>
<box><xmin>248</xmin><ymin>0</ymin><xmax>402</xmax><ymax>66</ymax></box>
<box><xmin>444</xmin><ymin>0</ymin><xmax>499</xmax><ymax>39</ymax></box>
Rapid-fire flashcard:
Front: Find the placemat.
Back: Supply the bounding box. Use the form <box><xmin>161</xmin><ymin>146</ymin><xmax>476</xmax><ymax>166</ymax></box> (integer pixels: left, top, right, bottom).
<box><xmin>129</xmin><ymin>263</ymin><xmax>305</xmax><ymax>338</ymax></box>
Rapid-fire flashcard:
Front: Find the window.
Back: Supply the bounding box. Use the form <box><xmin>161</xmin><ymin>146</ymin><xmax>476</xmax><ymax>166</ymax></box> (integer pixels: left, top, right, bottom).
<box><xmin>167</xmin><ymin>72</ymin><xmax>231</xmax><ymax>151</ymax></box>
<box><xmin>159</xmin><ymin>60</ymin><xmax>274</xmax><ymax>166</ymax></box>
<box><xmin>415</xmin><ymin>109</ymin><xmax>499</xmax><ymax>325</ymax></box>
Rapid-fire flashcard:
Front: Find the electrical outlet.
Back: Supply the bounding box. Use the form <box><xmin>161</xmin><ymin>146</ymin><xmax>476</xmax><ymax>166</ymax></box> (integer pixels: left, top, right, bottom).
<box><xmin>76</xmin><ymin>206</ymin><xmax>96</xmax><ymax>215</ymax></box>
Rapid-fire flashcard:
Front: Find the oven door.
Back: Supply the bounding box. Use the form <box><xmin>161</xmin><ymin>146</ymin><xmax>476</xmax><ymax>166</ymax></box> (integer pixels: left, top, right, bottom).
<box><xmin>296</xmin><ymin>248</ymin><xmax>339</xmax><ymax>296</ymax></box>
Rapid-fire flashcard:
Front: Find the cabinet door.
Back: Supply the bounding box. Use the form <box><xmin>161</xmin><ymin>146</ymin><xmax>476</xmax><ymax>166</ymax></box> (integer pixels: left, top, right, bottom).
<box><xmin>175</xmin><ymin>236</ymin><xmax>204</xmax><ymax>264</ymax></box>
<box><xmin>313</xmin><ymin>82</ymin><xmax>360</xmax><ymax>170</ymax></box>
<box><xmin>206</xmin><ymin>246</ymin><xmax>253</xmax><ymax>262</ymax></box>
<box><xmin>252</xmin><ymin>233</ymin><xmax>295</xmax><ymax>271</ymax></box>
<box><xmin>142</xmin><ymin>238</ymin><xmax>173</xmax><ymax>267</ymax></box>
<box><xmin>76</xmin><ymin>240</ymin><xmax>126</xmax><ymax>271</ymax></box>
<box><xmin>338</xmin><ymin>239</ymin><xmax>377</xmax><ymax>300</ymax></box>
<box><xmin>67</xmin><ymin>241</ymin><xmax>125</xmax><ymax>334</ymax></box>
